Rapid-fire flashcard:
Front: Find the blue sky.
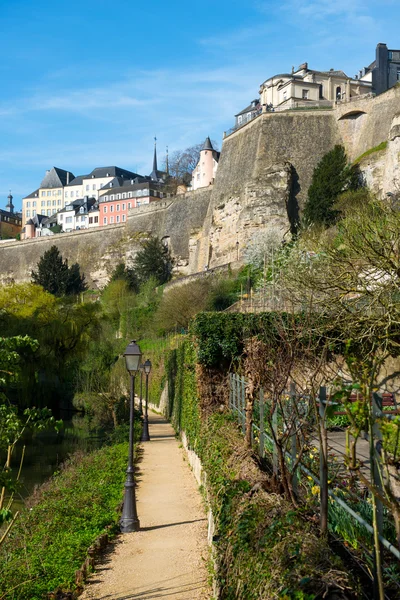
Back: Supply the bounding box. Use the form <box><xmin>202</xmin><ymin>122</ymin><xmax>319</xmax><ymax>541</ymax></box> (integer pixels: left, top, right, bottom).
<box><xmin>0</xmin><ymin>0</ymin><xmax>398</xmax><ymax>210</ymax></box>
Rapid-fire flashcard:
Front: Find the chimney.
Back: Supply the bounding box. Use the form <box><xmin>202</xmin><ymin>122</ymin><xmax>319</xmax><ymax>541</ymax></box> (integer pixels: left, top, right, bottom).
<box><xmin>67</xmin><ymin>172</ymin><xmax>70</xmax><ymax>185</ymax></box>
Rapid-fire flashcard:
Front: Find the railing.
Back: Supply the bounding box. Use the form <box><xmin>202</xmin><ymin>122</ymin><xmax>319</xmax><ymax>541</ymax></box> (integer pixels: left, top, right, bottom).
<box><xmin>224</xmin><ymin>107</ymin><xmax>263</xmax><ymax>137</ymax></box>
<box><xmin>228</xmin><ymin>373</ymin><xmax>400</xmax><ymax>575</ymax></box>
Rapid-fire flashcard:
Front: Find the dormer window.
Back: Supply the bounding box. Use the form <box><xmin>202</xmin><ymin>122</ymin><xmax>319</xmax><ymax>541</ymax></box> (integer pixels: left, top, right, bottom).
<box><xmin>80</xmin><ymin>207</ymin><xmax>84</xmax><ymax>213</ymax></box>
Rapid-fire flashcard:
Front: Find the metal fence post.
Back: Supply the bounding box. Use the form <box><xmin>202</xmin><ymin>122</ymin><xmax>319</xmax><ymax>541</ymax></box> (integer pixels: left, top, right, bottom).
<box><xmin>319</xmin><ymin>386</ymin><xmax>328</xmax><ymax>534</ymax></box>
<box><xmin>272</xmin><ymin>401</ymin><xmax>278</xmax><ymax>475</ymax></box>
<box><xmin>259</xmin><ymin>387</ymin><xmax>265</xmax><ymax>459</ymax></box>
<box><xmin>372</xmin><ymin>393</ymin><xmax>384</xmax><ymax>539</ymax></box>
<box><xmin>290</xmin><ymin>382</ymin><xmax>298</xmax><ymax>497</ymax></box>
<box><xmin>241</xmin><ymin>376</ymin><xmax>246</xmax><ymax>435</ymax></box>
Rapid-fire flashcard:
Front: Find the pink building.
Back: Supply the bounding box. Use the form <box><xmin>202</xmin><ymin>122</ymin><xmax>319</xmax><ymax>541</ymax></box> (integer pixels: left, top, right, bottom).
<box><xmin>191</xmin><ymin>137</ymin><xmax>220</xmax><ymax>190</ymax></box>
<box><xmin>99</xmin><ymin>182</ymin><xmax>165</xmax><ymax>226</ymax></box>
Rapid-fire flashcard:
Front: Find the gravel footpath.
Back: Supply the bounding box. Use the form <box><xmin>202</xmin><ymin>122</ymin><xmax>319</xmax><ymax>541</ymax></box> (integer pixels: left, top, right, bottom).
<box><xmin>79</xmin><ymin>411</ymin><xmax>210</xmax><ymax>600</ymax></box>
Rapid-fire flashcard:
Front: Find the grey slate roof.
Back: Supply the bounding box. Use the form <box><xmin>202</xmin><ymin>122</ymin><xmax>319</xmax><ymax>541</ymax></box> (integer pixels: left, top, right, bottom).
<box><xmin>23</xmin><ymin>189</ymin><xmax>40</xmax><ymax>199</ymax></box>
<box><xmin>87</xmin><ymin>166</ymin><xmax>140</xmax><ymax>180</ymax></box>
<box><xmin>66</xmin><ymin>175</ymin><xmax>89</xmax><ymax>187</ymax></box>
<box><xmin>40</xmin><ymin>167</ymin><xmax>75</xmax><ymax>189</ymax></box>
<box><xmin>202</xmin><ymin>137</ymin><xmax>214</xmax><ymax>151</ymax></box>
<box><xmin>100</xmin><ymin>181</ymin><xmax>163</xmax><ymax>199</ymax></box>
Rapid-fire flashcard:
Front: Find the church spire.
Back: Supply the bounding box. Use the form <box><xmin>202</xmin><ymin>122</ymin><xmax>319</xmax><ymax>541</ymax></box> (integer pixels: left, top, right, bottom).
<box><xmin>6</xmin><ymin>190</ymin><xmax>14</xmax><ymax>214</ymax></box>
<box><xmin>153</xmin><ymin>136</ymin><xmax>158</xmax><ymax>173</ymax></box>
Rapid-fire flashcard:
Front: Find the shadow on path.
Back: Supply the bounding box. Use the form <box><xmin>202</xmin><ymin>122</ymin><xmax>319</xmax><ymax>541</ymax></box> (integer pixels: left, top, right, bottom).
<box><xmin>141</xmin><ymin>518</ymin><xmax>206</xmax><ymax>532</ymax></box>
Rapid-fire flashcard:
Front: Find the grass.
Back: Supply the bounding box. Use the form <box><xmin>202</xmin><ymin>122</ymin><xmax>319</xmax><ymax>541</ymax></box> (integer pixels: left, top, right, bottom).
<box><xmin>353</xmin><ymin>141</ymin><xmax>388</xmax><ymax>164</ymax></box>
<box><xmin>0</xmin><ymin>422</ymin><xmax>141</xmax><ymax>600</ymax></box>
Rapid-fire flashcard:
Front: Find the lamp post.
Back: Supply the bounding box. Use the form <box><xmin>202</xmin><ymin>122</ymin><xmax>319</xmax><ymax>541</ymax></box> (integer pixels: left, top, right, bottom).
<box><xmin>120</xmin><ymin>340</ymin><xmax>141</xmax><ymax>533</ymax></box>
<box><xmin>141</xmin><ymin>359</ymin><xmax>152</xmax><ymax>442</ymax></box>
<box><xmin>139</xmin><ymin>364</ymin><xmax>144</xmax><ymax>414</ymax></box>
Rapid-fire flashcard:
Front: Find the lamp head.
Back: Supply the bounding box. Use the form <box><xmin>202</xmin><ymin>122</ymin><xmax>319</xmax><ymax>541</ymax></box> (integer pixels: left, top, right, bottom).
<box><xmin>143</xmin><ymin>359</ymin><xmax>152</xmax><ymax>375</ymax></box>
<box><xmin>123</xmin><ymin>340</ymin><xmax>142</xmax><ymax>375</ymax></box>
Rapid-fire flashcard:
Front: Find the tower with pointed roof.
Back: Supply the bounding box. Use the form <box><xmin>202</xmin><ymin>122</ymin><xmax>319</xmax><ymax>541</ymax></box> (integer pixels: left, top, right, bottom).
<box><xmin>149</xmin><ymin>137</ymin><xmax>167</xmax><ymax>183</ymax></box>
<box><xmin>6</xmin><ymin>192</ymin><xmax>14</xmax><ymax>214</ymax></box>
<box><xmin>191</xmin><ymin>136</ymin><xmax>220</xmax><ymax>191</ymax></box>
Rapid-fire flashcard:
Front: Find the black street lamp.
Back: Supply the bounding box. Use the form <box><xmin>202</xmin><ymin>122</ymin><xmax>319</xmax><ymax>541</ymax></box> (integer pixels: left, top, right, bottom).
<box><xmin>120</xmin><ymin>340</ymin><xmax>142</xmax><ymax>533</ymax></box>
<box><xmin>141</xmin><ymin>359</ymin><xmax>152</xmax><ymax>442</ymax></box>
<box><xmin>139</xmin><ymin>364</ymin><xmax>144</xmax><ymax>414</ymax></box>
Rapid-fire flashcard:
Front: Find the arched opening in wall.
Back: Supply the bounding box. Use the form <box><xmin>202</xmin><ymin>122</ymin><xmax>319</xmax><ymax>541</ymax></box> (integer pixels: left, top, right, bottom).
<box><xmin>338</xmin><ymin>110</ymin><xmax>367</xmax><ymax>121</ymax></box>
<box><xmin>336</xmin><ymin>86</ymin><xmax>342</xmax><ymax>100</ymax></box>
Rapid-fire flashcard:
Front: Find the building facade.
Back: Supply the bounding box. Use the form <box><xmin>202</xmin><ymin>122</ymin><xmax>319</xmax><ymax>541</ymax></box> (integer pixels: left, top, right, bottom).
<box><xmin>0</xmin><ymin>194</ymin><xmax>22</xmax><ymax>239</ymax></box>
<box><xmin>99</xmin><ymin>182</ymin><xmax>165</xmax><ymax>226</ymax></box>
<box><xmin>371</xmin><ymin>43</ymin><xmax>400</xmax><ymax>95</ymax></box>
<box><xmin>259</xmin><ymin>63</ymin><xmax>372</xmax><ymax>110</ymax></box>
<box><xmin>22</xmin><ymin>167</ymin><xmax>75</xmax><ymax>226</ymax></box>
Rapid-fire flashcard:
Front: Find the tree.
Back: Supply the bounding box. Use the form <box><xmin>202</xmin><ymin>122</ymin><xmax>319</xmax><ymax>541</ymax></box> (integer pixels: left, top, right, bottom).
<box><xmin>110</xmin><ymin>262</ymin><xmax>139</xmax><ymax>292</ymax></box>
<box><xmin>161</xmin><ymin>140</ymin><xmax>219</xmax><ymax>193</ymax></box>
<box><xmin>303</xmin><ymin>145</ymin><xmax>360</xmax><ymax>227</ymax></box>
<box><xmin>31</xmin><ymin>246</ymin><xmax>86</xmax><ymax>296</ymax></box>
<box><xmin>133</xmin><ymin>237</ymin><xmax>174</xmax><ymax>285</ymax></box>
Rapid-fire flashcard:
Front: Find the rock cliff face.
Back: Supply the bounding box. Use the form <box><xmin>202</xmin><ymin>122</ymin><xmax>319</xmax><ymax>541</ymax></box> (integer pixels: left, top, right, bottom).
<box><xmin>0</xmin><ymin>86</ymin><xmax>399</xmax><ymax>286</ymax></box>
<box><xmin>359</xmin><ymin>113</ymin><xmax>400</xmax><ymax>198</ymax></box>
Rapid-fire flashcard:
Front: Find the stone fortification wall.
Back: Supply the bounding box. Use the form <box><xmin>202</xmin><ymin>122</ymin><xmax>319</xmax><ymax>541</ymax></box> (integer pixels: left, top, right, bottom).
<box><xmin>337</xmin><ymin>85</ymin><xmax>400</xmax><ymax>161</ymax></box>
<box><xmin>126</xmin><ymin>187</ymin><xmax>212</xmax><ymax>273</ymax></box>
<box><xmin>197</xmin><ymin>110</ymin><xmax>341</xmax><ymax>270</ymax></box>
<box><xmin>0</xmin><ymin>224</ymin><xmax>136</xmax><ymax>288</ymax></box>
<box><xmin>1</xmin><ymin>90</ymin><xmax>399</xmax><ymax>286</ymax></box>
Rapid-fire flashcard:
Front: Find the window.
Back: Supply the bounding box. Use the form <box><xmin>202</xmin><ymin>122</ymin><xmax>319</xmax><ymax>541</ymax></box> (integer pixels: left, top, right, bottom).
<box><xmin>94</xmin><ymin>216</ymin><xmax>98</xmax><ymax>223</ymax></box>
<box><xmin>110</xmin><ymin>195</ymin><xmax>114</xmax><ymax>200</ymax></box>
<box><xmin>128</xmin><ymin>202</ymin><xmax>131</xmax><ymax>209</ymax></box>
<box><xmin>103</xmin><ymin>217</ymin><xmax>107</xmax><ymax>224</ymax></box>
<box><xmin>197</xmin><ymin>173</ymin><xmax>200</xmax><ymax>180</ymax></box>
<box><xmin>47</xmin><ymin>209</ymin><xmax>51</xmax><ymax>216</ymax></box>
<box><xmin>58</xmin><ymin>199</ymin><xmax>61</xmax><ymax>205</ymax></box>
<box><xmin>52</xmin><ymin>209</ymin><xmax>56</xmax><ymax>215</ymax></box>
<box><xmin>33</xmin><ymin>210</ymin><xmax>36</xmax><ymax>216</ymax></box>
<box><xmin>128</xmin><ymin>192</ymin><xmax>132</xmax><ymax>198</ymax></box>
<box><xmin>41</xmin><ymin>191</ymin><xmax>45</xmax><ymax>197</ymax></box>
<box><xmin>53</xmin><ymin>190</ymin><xmax>56</xmax><ymax>196</ymax></box>
<box><xmin>59</xmin><ymin>214</ymin><xmax>63</xmax><ymax>220</ymax></box>
<box><xmin>283</xmin><ymin>90</ymin><xmax>287</xmax><ymax>101</ymax></box>
<box><xmin>65</xmin><ymin>191</ymin><xmax>68</xmax><ymax>197</ymax></box>
<box><xmin>32</xmin><ymin>201</ymin><xmax>36</xmax><ymax>207</ymax></box>
<box><xmin>397</xmin><ymin>68</ymin><xmax>400</xmax><ymax>81</ymax></box>
<box><xmin>89</xmin><ymin>217</ymin><xmax>93</xmax><ymax>224</ymax></box>
<box><xmin>116</xmin><ymin>215</ymin><xmax>120</xmax><ymax>223</ymax></box>
<box><xmin>41</xmin><ymin>201</ymin><xmax>45</xmax><ymax>207</ymax></box>
<box><xmin>110</xmin><ymin>216</ymin><xmax>114</xmax><ymax>224</ymax></box>
<box><xmin>93</xmin><ymin>184</ymin><xmax>96</xmax><ymax>190</ymax></box>
<box><xmin>122</xmin><ymin>193</ymin><xmax>126</xmax><ymax>199</ymax></box>
<box><xmin>47</xmin><ymin>191</ymin><xmax>51</xmax><ymax>197</ymax></box>
<box><xmin>116</xmin><ymin>204</ymin><xmax>120</xmax><ymax>211</ymax></box>
<box><xmin>117</xmin><ymin>194</ymin><xmax>121</xmax><ymax>200</ymax></box>
<box><xmin>47</xmin><ymin>201</ymin><xmax>51</xmax><ymax>206</ymax></box>
<box><xmin>122</xmin><ymin>214</ymin><xmax>126</xmax><ymax>222</ymax></box>
<box><xmin>26</xmin><ymin>210</ymin><xmax>30</xmax><ymax>217</ymax></box>
<box><xmin>122</xmin><ymin>203</ymin><xmax>126</xmax><ymax>210</ymax></box>
<box><xmin>86</xmin><ymin>185</ymin><xmax>89</xmax><ymax>191</ymax></box>
<box><xmin>58</xmin><ymin>190</ymin><xmax>61</xmax><ymax>196</ymax></box>
<box><xmin>52</xmin><ymin>200</ymin><xmax>56</xmax><ymax>206</ymax></box>
<box><xmin>80</xmin><ymin>206</ymin><xmax>84</xmax><ymax>213</ymax></box>
<box><xmin>104</xmin><ymin>206</ymin><xmax>107</xmax><ymax>213</ymax></box>
<box><xmin>302</xmin><ymin>89</ymin><xmax>309</xmax><ymax>100</ymax></box>
<box><xmin>70</xmin><ymin>191</ymin><xmax>74</xmax><ymax>198</ymax></box>
<box><xmin>27</xmin><ymin>201</ymin><xmax>31</xmax><ymax>208</ymax></box>
<box><xmin>110</xmin><ymin>205</ymin><xmax>114</xmax><ymax>212</ymax></box>
<box><xmin>66</xmin><ymin>216</ymin><xmax>72</xmax><ymax>223</ymax></box>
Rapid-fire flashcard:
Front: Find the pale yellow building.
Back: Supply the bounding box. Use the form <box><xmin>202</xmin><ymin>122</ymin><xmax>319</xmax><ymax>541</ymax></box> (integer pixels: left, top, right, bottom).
<box><xmin>259</xmin><ymin>62</ymin><xmax>372</xmax><ymax>111</ymax></box>
<box><xmin>22</xmin><ymin>167</ymin><xmax>74</xmax><ymax>226</ymax></box>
